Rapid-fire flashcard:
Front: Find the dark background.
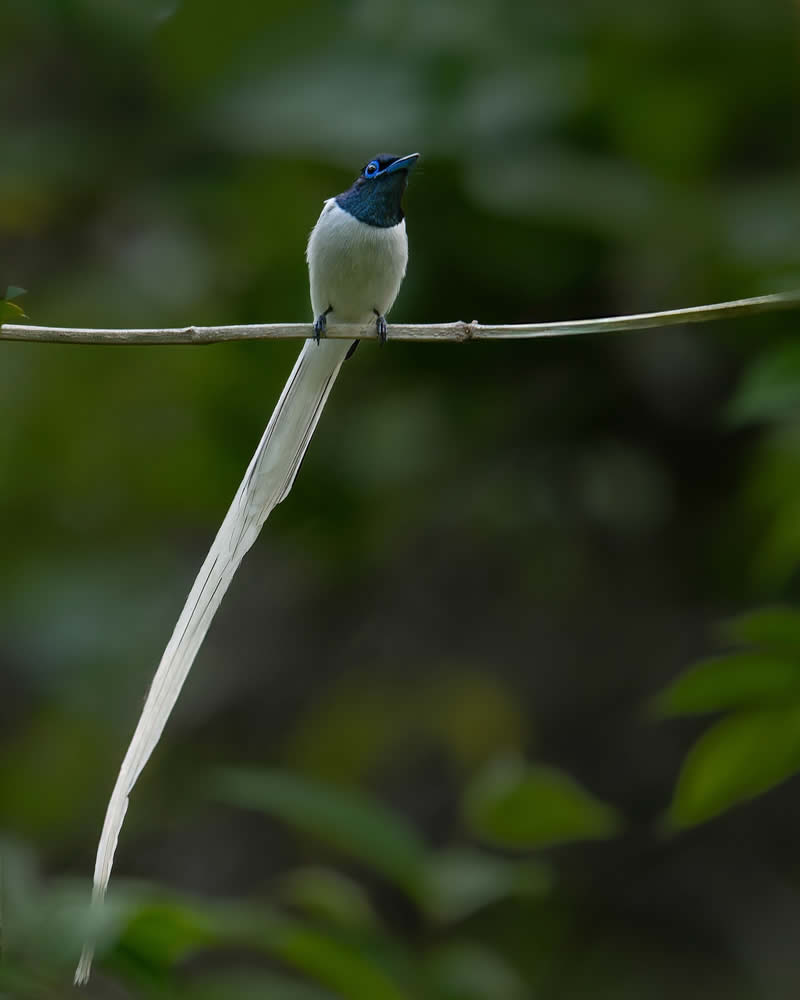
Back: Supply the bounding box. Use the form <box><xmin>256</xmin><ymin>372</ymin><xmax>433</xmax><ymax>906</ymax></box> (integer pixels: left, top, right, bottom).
<box><xmin>2</xmin><ymin>1</ymin><xmax>800</xmax><ymax>996</ymax></box>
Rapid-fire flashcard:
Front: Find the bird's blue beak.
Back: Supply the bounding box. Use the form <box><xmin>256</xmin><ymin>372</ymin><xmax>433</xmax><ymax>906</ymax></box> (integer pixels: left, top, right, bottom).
<box><xmin>384</xmin><ymin>153</ymin><xmax>419</xmax><ymax>174</ymax></box>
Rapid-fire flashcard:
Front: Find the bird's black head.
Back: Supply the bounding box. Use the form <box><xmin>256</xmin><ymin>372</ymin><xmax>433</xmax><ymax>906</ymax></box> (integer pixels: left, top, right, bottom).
<box><xmin>336</xmin><ymin>153</ymin><xmax>419</xmax><ymax>228</ymax></box>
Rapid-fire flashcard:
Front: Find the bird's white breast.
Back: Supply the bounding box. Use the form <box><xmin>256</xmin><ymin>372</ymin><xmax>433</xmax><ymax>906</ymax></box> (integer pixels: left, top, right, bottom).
<box><xmin>306</xmin><ymin>199</ymin><xmax>409</xmax><ymax>324</ymax></box>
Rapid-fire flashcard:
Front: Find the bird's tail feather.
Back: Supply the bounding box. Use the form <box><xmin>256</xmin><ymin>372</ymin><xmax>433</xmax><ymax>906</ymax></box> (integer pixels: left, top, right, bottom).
<box><xmin>75</xmin><ymin>337</ymin><xmax>351</xmax><ymax>984</ymax></box>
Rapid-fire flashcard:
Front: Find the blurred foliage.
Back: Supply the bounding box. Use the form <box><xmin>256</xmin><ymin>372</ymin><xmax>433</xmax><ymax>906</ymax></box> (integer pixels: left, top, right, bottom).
<box><xmin>654</xmin><ymin>608</ymin><xmax>800</xmax><ymax>829</ymax></box>
<box><xmin>2</xmin><ymin>0</ymin><xmax>800</xmax><ymax>996</ymax></box>
<box><xmin>0</xmin><ymin>766</ymin><xmax>574</xmax><ymax>997</ymax></box>
<box><xmin>463</xmin><ymin>756</ymin><xmax>621</xmax><ymax>848</ymax></box>
<box><xmin>0</xmin><ymin>284</ymin><xmax>26</xmax><ymax>323</ymax></box>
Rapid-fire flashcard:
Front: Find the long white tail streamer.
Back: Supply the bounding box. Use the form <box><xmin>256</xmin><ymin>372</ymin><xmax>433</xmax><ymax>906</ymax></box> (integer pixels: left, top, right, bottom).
<box><xmin>75</xmin><ymin>337</ymin><xmax>352</xmax><ymax>983</ymax></box>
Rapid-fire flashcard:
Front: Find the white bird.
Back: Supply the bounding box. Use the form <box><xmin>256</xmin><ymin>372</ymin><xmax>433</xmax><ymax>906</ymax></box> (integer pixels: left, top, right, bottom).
<box><xmin>74</xmin><ymin>152</ymin><xmax>419</xmax><ymax>984</ymax></box>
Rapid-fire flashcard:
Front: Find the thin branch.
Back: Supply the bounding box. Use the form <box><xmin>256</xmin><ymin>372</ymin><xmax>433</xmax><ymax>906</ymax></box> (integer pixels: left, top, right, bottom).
<box><xmin>1</xmin><ymin>290</ymin><xmax>799</xmax><ymax>346</ymax></box>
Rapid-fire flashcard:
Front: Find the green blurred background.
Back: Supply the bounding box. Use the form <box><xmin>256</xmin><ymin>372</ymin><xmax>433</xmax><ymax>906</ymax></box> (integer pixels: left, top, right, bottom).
<box><xmin>2</xmin><ymin>0</ymin><xmax>800</xmax><ymax>996</ymax></box>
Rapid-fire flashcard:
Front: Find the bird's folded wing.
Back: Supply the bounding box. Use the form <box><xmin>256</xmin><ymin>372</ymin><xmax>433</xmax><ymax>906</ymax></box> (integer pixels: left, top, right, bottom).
<box><xmin>75</xmin><ymin>337</ymin><xmax>352</xmax><ymax>984</ymax></box>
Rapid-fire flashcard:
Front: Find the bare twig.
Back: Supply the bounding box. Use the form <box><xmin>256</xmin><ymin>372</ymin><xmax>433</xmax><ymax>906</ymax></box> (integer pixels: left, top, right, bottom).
<box><xmin>2</xmin><ymin>291</ymin><xmax>799</xmax><ymax>346</ymax></box>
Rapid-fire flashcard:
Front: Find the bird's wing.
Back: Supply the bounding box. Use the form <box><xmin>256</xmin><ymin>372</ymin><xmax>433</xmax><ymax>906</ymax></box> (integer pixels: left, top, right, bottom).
<box><xmin>75</xmin><ymin>337</ymin><xmax>352</xmax><ymax>984</ymax></box>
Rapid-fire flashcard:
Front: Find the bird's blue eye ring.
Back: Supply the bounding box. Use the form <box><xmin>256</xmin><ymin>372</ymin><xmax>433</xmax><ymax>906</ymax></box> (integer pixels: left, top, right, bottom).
<box><xmin>364</xmin><ymin>160</ymin><xmax>379</xmax><ymax>176</ymax></box>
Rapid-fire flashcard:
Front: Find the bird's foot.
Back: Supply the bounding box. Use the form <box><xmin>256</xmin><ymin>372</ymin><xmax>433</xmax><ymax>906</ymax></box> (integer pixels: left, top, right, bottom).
<box><xmin>313</xmin><ymin>307</ymin><xmax>332</xmax><ymax>345</ymax></box>
<box><xmin>374</xmin><ymin>311</ymin><xmax>387</xmax><ymax>345</ymax></box>
<box><xmin>313</xmin><ymin>313</ymin><xmax>327</xmax><ymax>345</ymax></box>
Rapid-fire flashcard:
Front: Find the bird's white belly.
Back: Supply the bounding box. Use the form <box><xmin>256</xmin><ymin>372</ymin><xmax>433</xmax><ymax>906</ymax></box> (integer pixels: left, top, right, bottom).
<box><xmin>306</xmin><ymin>200</ymin><xmax>409</xmax><ymax>324</ymax></box>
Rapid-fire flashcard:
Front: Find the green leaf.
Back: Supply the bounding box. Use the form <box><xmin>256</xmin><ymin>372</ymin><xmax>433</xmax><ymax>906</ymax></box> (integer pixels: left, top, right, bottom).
<box><xmin>0</xmin><ymin>299</ymin><xmax>27</xmax><ymax>323</ymax></box>
<box><xmin>121</xmin><ymin>899</ymin><xmax>219</xmax><ymax>969</ymax></box>
<box><xmin>428</xmin><ymin>943</ymin><xmax>527</xmax><ymax>1000</ymax></box>
<box><xmin>720</xmin><ymin>606</ymin><xmax>800</xmax><ymax>655</ymax></box>
<box><xmin>727</xmin><ymin>341</ymin><xmax>800</xmax><ymax>425</ymax></box>
<box><xmin>419</xmin><ymin>848</ymin><xmax>551</xmax><ymax>924</ymax></box>
<box><xmin>265</xmin><ymin>922</ymin><xmax>413</xmax><ymax>1000</ymax></box>
<box><xmin>277</xmin><ymin>866</ymin><xmax>378</xmax><ymax>930</ymax></box>
<box><xmin>214</xmin><ymin>769</ymin><xmax>427</xmax><ymax>894</ymax></box>
<box><xmin>651</xmin><ymin>652</ymin><xmax>800</xmax><ymax>716</ymax></box>
<box><xmin>666</xmin><ymin>705</ymin><xmax>800</xmax><ymax>829</ymax></box>
<box><xmin>111</xmin><ymin>893</ymin><xmax>415</xmax><ymax>1000</ymax></box>
<box><xmin>463</xmin><ymin>757</ymin><xmax>621</xmax><ymax>849</ymax></box>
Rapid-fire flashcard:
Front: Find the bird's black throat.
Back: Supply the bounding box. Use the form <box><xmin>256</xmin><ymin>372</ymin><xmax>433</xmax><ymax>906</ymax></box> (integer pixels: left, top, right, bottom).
<box><xmin>336</xmin><ymin>172</ymin><xmax>408</xmax><ymax>228</ymax></box>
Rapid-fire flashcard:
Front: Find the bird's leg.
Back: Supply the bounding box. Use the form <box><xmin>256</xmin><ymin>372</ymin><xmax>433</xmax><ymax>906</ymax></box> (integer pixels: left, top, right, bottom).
<box><xmin>313</xmin><ymin>305</ymin><xmax>333</xmax><ymax>345</ymax></box>
<box><xmin>374</xmin><ymin>309</ymin><xmax>388</xmax><ymax>345</ymax></box>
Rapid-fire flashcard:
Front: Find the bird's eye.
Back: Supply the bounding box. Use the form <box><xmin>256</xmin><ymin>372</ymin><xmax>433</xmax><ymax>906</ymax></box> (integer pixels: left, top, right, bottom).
<box><xmin>364</xmin><ymin>160</ymin><xmax>379</xmax><ymax>176</ymax></box>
